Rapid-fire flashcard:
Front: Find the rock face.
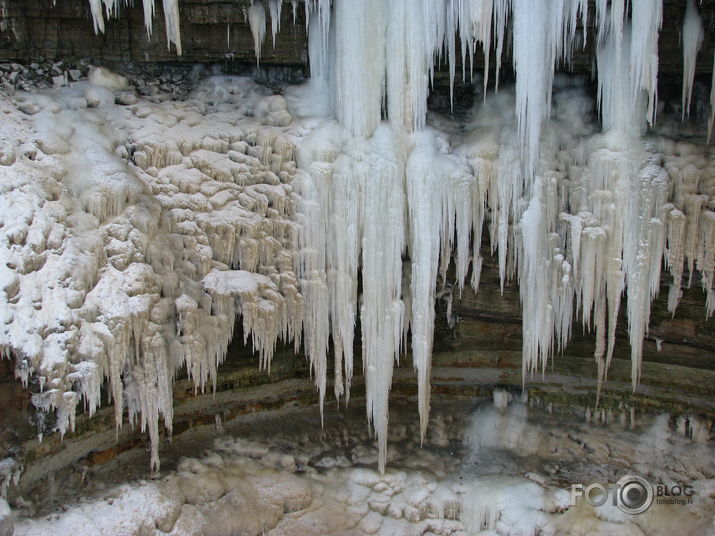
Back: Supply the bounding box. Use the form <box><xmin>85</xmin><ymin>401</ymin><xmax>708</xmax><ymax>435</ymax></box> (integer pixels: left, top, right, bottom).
<box><xmin>0</xmin><ymin>0</ymin><xmax>713</xmax><ymax>506</ymax></box>
<box><xmin>0</xmin><ymin>0</ymin><xmax>713</xmax><ymax>79</ymax></box>
<box><xmin>0</xmin><ymin>0</ymin><xmax>308</xmax><ymax>65</ymax></box>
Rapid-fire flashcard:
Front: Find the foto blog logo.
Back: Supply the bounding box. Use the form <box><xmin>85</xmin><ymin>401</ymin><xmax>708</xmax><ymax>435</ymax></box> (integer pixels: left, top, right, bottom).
<box><xmin>571</xmin><ymin>475</ymin><xmax>695</xmax><ymax>515</ymax></box>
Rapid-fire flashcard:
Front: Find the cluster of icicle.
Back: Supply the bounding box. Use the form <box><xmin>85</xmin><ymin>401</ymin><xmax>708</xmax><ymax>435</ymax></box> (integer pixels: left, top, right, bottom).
<box><xmin>49</xmin><ymin>0</ymin><xmax>715</xmax><ymax>474</ymax></box>
<box><xmin>272</xmin><ymin>0</ymin><xmax>715</xmax><ymax>473</ymax></box>
<box><xmin>79</xmin><ymin>0</ymin><xmax>182</xmax><ymax>54</ymax></box>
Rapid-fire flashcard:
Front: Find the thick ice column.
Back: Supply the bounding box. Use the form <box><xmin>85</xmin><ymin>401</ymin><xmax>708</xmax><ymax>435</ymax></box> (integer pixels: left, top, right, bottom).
<box><xmin>629</xmin><ymin>0</ymin><xmax>662</xmax><ymax>126</ymax></box>
<box><xmin>333</xmin><ymin>0</ymin><xmax>386</xmax><ymax>137</ymax></box>
<box><xmin>385</xmin><ymin>0</ymin><xmax>434</xmax><ymax>132</ymax></box>
<box><xmin>512</xmin><ymin>0</ymin><xmax>552</xmax><ymax>180</ymax></box>
<box><xmin>598</xmin><ymin>24</ymin><xmax>646</xmax><ymax>136</ymax></box>
<box><xmin>327</xmin><ymin>155</ymin><xmax>360</xmax><ymax>402</ymax></box>
<box><xmin>360</xmin><ymin>126</ymin><xmax>406</xmax><ymax>473</ymax></box>
<box><xmin>294</xmin><ymin>163</ymin><xmax>331</xmax><ymax>418</ymax></box>
<box><xmin>406</xmin><ymin>131</ymin><xmax>474</xmax><ymax>441</ymax></box>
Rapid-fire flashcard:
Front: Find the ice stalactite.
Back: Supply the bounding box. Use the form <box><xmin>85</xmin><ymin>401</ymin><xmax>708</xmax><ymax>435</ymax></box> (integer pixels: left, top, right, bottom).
<box><xmin>162</xmin><ymin>0</ymin><xmax>182</xmax><ymax>55</ymax></box>
<box><xmin>248</xmin><ymin>2</ymin><xmax>267</xmax><ymax>65</ymax></box>
<box><xmin>622</xmin><ymin>162</ymin><xmax>669</xmax><ymax>388</ymax></box>
<box><xmin>407</xmin><ymin>131</ymin><xmax>474</xmax><ymax>442</ymax></box>
<box><xmin>294</xmin><ymin>123</ymin><xmax>407</xmax><ymax>472</ymax></box>
<box><xmin>333</xmin><ymin>0</ymin><xmax>385</xmax><ymax>138</ymax></box>
<box><xmin>512</xmin><ymin>0</ymin><xmax>587</xmax><ymax>179</ymax></box>
<box><xmin>359</xmin><ymin>127</ymin><xmax>407</xmax><ymax>474</ymax></box>
<box><xmin>681</xmin><ymin>0</ymin><xmax>704</xmax><ymax>120</ymax></box>
<box><xmin>142</xmin><ymin>0</ymin><xmax>155</xmax><ymax>38</ymax></box>
<box><xmin>85</xmin><ymin>0</ymin><xmax>182</xmax><ymax>54</ymax></box>
<box><xmin>268</xmin><ymin>0</ymin><xmax>283</xmax><ymax>48</ymax></box>
<box><xmin>296</xmin><ymin>0</ymin><xmax>493</xmax><ymax>471</ymax></box>
<box><xmin>87</xmin><ymin>0</ymin><xmax>105</xmax><ymax>34</ymax></box>
<box><xmin>709</xmin><ymin>50</ymin><xmax>715</xmax><ymax>143</ymax></box>
<box><xmin>629</xmin><ymin>0</ymin><xmax>663</xmax><ymax>126</ymax></box>
<box><xmin>293</xmin><ymin>151</ymin><xmax>332</xmax><ymax>420</ymax></box>
<box><xmin>509</xmin><ymin>0</ymin><xmax>588</xmax><ymax>376</ymax></box>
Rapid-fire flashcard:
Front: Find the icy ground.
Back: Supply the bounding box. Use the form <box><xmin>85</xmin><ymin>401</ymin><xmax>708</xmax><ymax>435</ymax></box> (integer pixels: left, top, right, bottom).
<box><xmin>10</xmin><ymin>394</ymin><xmax>715</xmax><ymax>536</ymax></box>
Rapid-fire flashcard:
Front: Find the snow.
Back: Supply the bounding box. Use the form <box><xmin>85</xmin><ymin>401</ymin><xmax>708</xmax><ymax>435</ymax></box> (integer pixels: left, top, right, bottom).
<box><xmin>0</xmin><ymin>74</ymin><xmax>302</xmax><ymax>471</ymax></box>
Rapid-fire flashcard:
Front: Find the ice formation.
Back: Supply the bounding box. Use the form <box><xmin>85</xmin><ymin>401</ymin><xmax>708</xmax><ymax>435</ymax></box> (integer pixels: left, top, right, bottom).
<box><xmin>83</xmin><ymin>0</ymin><xmax>182</xmax><ymax>55</ymax></box>
<box><xmin>5</xmin><ymin>0</ymin><xmax>712</xmax><ymax>476</ymax></box>
<box><xmin>0</xmin><ymin>73</ymin><xmax>302</xmax><ymax>471</ymax></box>
<box><xmin>681</xmin><ymin>0</ymin><xmax>704</xmax><ymax>120</ymax></box>
<box><xmin>287</xmin><ymin>0</ymin><xmax>713</xmax><ymax>470</ymax></box>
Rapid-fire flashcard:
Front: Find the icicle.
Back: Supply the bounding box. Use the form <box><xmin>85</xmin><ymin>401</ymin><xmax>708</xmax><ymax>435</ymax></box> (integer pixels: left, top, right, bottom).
<box><xmin>268</xmin><ymin>0</ymin><xmax>283</xmax><ymax>48</ymax></box>
<box><xmin>328</xmin><ymin>154</ymin><xmax>360</xmax><ymax>404</ymax></box>
<box><xmin>520</xmin><ymin>178</ymin><xmax>552</xmax><ymax>377</ymax></box>
<box><xmin>88</xmin><ymin>0</ymin><xmax>105</xmax><ymax>34</ymax></box>
<box><xmin>622</xmin><ymin>163</ymin><xmax>669</xmax><ymax>389</ymax></box>
<box><xmin>142</xmin><ymin>0</ymin><xmax>155</xmax><ymax>38</ymax></box>
<box><xmin>492</xmin><ymin>0</ymin><xmax>510</xmax><ymax>92</ymax></box>
<box><xmin>333</xmin><ymin>0</ymin><xmax>385</xmax><ymax>137</ymax></box>
<box><xmin>294</xmin><ymin>163</ymin><xmax>331</xmax><ymax>421</ymax></box>
<box><xmin>512</xmin><ymin>0</ymin><xmax>551</xmax><ymax>179</ymax></box>
<box><xmin>666</xmin><ymin>207</ymin><xmax>686</xmax><ymax>313</ymax></box>
<box><xmin>86</xmin><ymin>1</ymin><xmax>179</xmax><ymax>52</ymax></box>
<box><xmin>385</xmin><ymin>0</ymin><xmax>433</xmax><ymax>132</ymax></box>
<box><xmin>406</xmin><ymin>131</ymin><xmax>473</xmax><ymax>442</ymax></box>
<box><xmin>511</xmin><ymin>0</ymin><xmax>586</xmax><ymax>179</ymax></box>
<box><xmin>360</xmin><ymin>126</ymin><xmax>406</xmax><ymax>473</ymax></box>
<box><xmin>629</xmin><ymin>0</ymin><xmax>662</xmax><ymax>126</ymax></box>
<box><xmin>470</xmin><ymin>0</ymin><xmax>494</xmax><ymax>97</ymax></box>
<box><xmin>681</xmin><ymin>0</ymin><xmax>703</xmax><ymax>120</ymax></box>
<box><xmin>248</xmin><ymin>1</ymin><xmax>267</xmax><ymax>65</ymax></box>
<box><xmin>708</xmin><ymin>50</ymin><xmax>715</xmax><ymax>144</ymax></box>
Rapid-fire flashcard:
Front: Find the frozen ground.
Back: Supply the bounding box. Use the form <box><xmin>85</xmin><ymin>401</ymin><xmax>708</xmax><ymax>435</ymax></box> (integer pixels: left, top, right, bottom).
<box><xmin>9</xmin><ymin>393</ymin><xmax>715</xmax><ymax>536</ymax></box>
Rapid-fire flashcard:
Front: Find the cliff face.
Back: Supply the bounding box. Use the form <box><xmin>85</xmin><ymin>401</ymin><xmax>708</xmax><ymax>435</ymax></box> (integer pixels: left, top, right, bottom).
<box><xmin>4</xmin><ymin>243</ymin><xmax>712</xmax><ymax>497</ymax></box>
<box><xmin>0</xmin><ymin>0</ymin><xmax>713</xmax><ymax>500</ymax></box>
<box><xmin>0</xmin><ymin>0</ymin><xmax>307</xmax><ymax>65</ymax></box>
<box><xmin>1</xmin><ymin>0</ymin><xmax>714</xmax><ymax>75</ymax></box>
